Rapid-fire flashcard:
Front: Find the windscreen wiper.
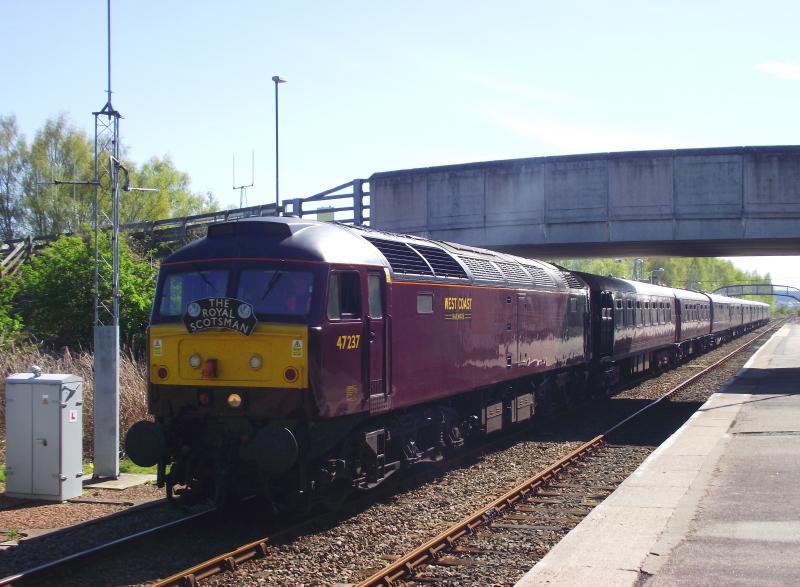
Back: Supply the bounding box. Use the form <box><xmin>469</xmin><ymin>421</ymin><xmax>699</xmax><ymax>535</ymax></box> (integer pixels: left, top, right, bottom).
<box><xmin>192</xmin><ymin>263</ymin><xmax>219</xmax><ymax>295</ymax></box>
<box><xmin>261</xmin><ymin>269</ymin><xmax>285</xmax><ymax>301</ymax></box>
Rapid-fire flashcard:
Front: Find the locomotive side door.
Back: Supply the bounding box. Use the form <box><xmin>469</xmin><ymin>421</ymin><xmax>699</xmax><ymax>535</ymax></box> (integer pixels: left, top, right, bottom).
<box><xmin>366</xmin><ymin>271</ymin><xmax>390</xmax><ymax>412</ymax></box>
<box><xmin>323</xmin><ymin>270</ymin><xmax>366</xmax><ymax>416</ymax></box>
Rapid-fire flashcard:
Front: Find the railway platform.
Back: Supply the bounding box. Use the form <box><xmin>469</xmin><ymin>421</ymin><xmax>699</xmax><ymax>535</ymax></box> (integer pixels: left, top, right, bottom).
<box><xmin>516</xmin><ymin>319</ymin><xmax>800</xmax><ymax>587</ymax></box>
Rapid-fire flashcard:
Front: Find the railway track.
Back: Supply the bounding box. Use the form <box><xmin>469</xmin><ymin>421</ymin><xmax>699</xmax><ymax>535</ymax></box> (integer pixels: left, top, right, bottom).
<box><xmin>355</xmin><ymin>322</ymin><xmax>782</xmax><ymax>586</ymax></box>
<box><xmin>0</xmin><ymin>505</ymin><xmax>216</xmax><ymax>586</ymax></box>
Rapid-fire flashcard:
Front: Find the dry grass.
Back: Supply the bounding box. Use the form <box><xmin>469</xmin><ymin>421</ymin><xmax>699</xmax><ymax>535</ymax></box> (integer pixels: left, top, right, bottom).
<box><xmin>0</xmin><ymin>345</ymin><xmax>150</xmax><ymax>461</ymax></box>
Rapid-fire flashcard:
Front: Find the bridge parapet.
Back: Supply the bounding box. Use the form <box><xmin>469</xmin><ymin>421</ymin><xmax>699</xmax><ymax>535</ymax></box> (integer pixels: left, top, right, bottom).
<box><xmin>369</xmin><ymin>146</ymin><xmax>800</xmax><ymax>257</ymax></box>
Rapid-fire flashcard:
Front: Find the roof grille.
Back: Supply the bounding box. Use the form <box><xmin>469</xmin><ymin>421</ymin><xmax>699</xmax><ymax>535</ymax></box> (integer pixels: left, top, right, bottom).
<box><xmin>560</xmin><ymin>271</ymin><xmax>585</xmax><ymax>289</ymax></box>
<box><xmin>364</xmin><ymin>237</ymin><xmax>433</xmax><ymax>276</ymax></box>
<box><xmin>523</xmin><ymin>264</ymin><xmax>557</xmax><ymax>288</ymax></box>
<box><xmin>460</xmin><ymin>257</ymin><xmax>504</xmax><ymax>281</ymax></box>
<box><xmin>495</xmin><ymin>261</ymin><xmax>531</xmax><ymax>285</ymax></box>
<box><xmin>410</xmin><ymin>244</ymin><xmax>468</xmax><ymax>279</ymax></box>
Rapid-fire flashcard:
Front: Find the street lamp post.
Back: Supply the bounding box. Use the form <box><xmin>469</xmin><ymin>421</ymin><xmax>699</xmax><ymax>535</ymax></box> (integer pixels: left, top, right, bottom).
<box><xmin>272</xmin><ymin>75</ymin><xmax>287</xmax><ymax>214</ymax></box>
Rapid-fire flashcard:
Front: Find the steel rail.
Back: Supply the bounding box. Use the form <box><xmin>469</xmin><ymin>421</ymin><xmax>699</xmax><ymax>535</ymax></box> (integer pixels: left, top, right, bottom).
<box><xmin>355</xmin><ymin>321</ymin><xmax>781</xmax><ymax>587</ymax></box>
<box><xmin>0</xmin><ymin>506</ymin><xmax>215</xmax><ymax>587</ymax></box>
<box><xmin>150</xmin><ymin>514</ymin><xmax>323</xmax><ymax>587</ymax></box>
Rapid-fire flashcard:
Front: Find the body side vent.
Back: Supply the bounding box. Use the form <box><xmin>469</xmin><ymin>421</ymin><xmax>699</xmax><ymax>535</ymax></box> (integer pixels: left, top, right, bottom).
<box><xmin>460</xmin><ymin>257</ymin><xmax>504</xmax><ymax>282</ymax></box>
<box><xmin>495</xmin><ymin>261</ymin><xmax>532</xmax><ymax>285</ymax></box>
<box><xmin>522</xmin><ymin>264</ymin><xmax>557</xmax><ymax>288</ymax></box>
<box><xmin>560</xmin><ymin>271</ymin><xmax>585</xmax><ymax>290</ymax></box>
<box><xmin>409</xmin><ymin>244</ymin><xmax>468</xmax><ymax>279</ymax></box>
<box><xmin>363</xmin><ymin>237</ymin><xmax>433</xmax><ymax>276</ymax></box>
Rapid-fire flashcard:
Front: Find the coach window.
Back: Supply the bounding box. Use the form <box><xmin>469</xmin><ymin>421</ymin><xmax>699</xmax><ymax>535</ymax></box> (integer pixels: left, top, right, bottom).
<box><xmin>615</xmin><ymin>299</ymin><xmax>624</xmax><ymax>328</ymax></box>
<box><xmin>627</xmin><ymin>300</ymin><xmax>634</xmax><ymax>326</ymax></box>
<box><xmin>636</xmin><ymin>301</ymin><xmax>642</xmax><ymax>326</ymax></box>
<box><xmin>367</xmin><ymin>274</ymin><xmax>384</xmax><ymax>318</ymax></box>
<box><xmin>327</xmin><ymin>272</ymin><xmax>362</xmax><ymax>320</ymax></box>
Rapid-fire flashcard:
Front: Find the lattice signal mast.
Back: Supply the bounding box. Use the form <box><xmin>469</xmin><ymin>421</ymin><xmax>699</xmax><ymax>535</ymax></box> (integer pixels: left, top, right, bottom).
<box><xmin>92</xmin><ymin>0</ymin><xmax>122</xmax><ymax>479</ymax></box>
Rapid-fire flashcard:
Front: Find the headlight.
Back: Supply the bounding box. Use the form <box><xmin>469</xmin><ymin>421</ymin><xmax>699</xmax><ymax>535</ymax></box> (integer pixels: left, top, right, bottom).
<box><xmin>226</xmin><ymin>393</ymin><xmax>243</xmax><ymax>408</ymax></box>
<box><xmin>189</xmin><ymin>353</ymin><xmax>202</xmax><ymax>369</ymax></box>
<box><xmin>249</xmin><ymin>354</ymin><xmax>263</xmax><ymax>370</ymax></box>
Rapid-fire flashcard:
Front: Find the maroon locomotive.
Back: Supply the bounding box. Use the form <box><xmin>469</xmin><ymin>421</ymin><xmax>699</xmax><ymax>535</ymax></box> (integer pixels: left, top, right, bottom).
<box><xmin>125</xmin><ymin>217</ymin><xmax>769</xmax><ymax>508</ymax></box>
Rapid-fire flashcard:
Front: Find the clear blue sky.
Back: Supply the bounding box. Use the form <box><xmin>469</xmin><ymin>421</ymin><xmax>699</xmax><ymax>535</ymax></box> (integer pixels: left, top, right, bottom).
<box><xmin>3</xmin><ymin>1</ymin><xmax>800</xmax><ymax>289</ymax></box>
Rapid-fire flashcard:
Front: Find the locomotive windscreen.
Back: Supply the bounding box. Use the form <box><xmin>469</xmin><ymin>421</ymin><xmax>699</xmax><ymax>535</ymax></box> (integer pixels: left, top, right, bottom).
<box><xmin>237</xmin><ymin>268</ymin><xmax>313</xmax><ymax>317</ymax></box>
<box><xmin>156</xmin><ymin>265</ymin><xmax>314</xmax><ymax>321</ymax></box>
<box><xmin>159</xmin><ymin>269</ymin><xmax>228</xmax><ymax>316</ymax></box>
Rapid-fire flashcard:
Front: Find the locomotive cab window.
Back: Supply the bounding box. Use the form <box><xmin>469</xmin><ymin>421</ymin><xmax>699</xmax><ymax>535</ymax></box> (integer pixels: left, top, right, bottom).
<box><xmin>368</xmin><ymin>274</ymin><xmax>384</xmax><ymax>318</ymax></box>
<box><xmin>327</xmin><ymin>272</ymin><xmax>361</xmax><ymax>320</ymax></box>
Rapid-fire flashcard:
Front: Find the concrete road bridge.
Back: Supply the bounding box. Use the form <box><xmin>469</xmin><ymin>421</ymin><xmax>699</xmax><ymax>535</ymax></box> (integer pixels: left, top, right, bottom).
<box><xmin>368</xmin><ymin>146</ymin><xmax>800</xmax><ymax>258</ymax></box>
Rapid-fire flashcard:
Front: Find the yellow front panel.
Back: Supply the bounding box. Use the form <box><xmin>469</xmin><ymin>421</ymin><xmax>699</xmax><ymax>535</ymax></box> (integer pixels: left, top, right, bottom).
<box><xmin>149</xmin><ymin>323</ymin><xmax>308</xmax><ymax>388</ymax></box>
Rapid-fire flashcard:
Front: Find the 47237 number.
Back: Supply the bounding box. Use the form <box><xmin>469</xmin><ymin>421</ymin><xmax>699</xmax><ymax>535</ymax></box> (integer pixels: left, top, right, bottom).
<box><xmin>336</xmin><ymin>334</ymin><xmax>361</xmax><ymax>350</ymax></box>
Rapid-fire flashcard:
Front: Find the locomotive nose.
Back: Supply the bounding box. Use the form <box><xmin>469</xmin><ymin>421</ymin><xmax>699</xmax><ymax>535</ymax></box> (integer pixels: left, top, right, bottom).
<box><xmin>125</xmin><ymin>420</ymin><xmax>166</xmax><ymax>467</ymax></box>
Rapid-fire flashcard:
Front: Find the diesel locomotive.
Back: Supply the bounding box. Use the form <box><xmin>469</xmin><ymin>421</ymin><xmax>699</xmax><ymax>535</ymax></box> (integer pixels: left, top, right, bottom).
<box><xmin>125</xmin><ymin>217</ymin><xmax>769</xmax><ymax>508</ymax></box>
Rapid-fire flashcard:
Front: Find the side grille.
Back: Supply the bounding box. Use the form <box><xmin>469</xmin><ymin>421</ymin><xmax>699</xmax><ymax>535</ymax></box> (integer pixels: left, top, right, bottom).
<box><xmin>460</xmin><ymin>257</ymin><xmax>504</xmax><ymax>281</ymax></box>
<box><xmin>560</xmin><ymin>271</ymin><xmax>585</xmax><ymax>290</ymax></box>
<box><xmin>523</xmin><ymin>264</ymin><xmax>557</xmax><ymax>288</ymax></box>
<box><xmin>495</xmin><ymin>261</ymin><xmax>532</xmax><ymax>285</ymax></box>
<box><xmin>364</xmin><ymin>237</ymin><xmax>433</xmax><ymax>276</ymax></box>
<box><xmin>411</xmin><ymin>244</ymin><xmax>468</xmax><ymax>279</ymax></box>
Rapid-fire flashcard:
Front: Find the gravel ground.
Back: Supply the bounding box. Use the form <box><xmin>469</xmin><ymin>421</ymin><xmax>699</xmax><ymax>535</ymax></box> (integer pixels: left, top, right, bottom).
<box><xmin>0</xmin><ymin>483</ymin><xmax>163</xmax><ymax>536</ymax></box>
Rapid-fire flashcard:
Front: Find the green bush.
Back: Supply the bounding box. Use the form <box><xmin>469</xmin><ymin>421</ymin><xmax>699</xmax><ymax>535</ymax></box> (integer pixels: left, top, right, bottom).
<box><xmin>11</xmin><ymin>234</ymin><xmax>157</xmax><ymax>349</ymax></box>
<box><xmin>0</xmin><ymin>278</ymin><xmax>23</xmax><ymax>343</ymax></box>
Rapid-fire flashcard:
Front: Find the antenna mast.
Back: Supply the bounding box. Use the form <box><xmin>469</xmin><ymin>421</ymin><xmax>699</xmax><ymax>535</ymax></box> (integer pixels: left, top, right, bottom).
<box><xmin>92</xmin><ymin>0</ymin><xmax>122</xmax><ymax>479</ymax></box>
<box><xmin>232</xmin><ymin>150</ymin><xmax>255</xmax><ymax>208</ymax></box>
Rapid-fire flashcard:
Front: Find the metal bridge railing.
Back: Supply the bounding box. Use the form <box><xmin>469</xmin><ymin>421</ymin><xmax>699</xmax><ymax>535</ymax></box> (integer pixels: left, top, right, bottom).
<box><xmin>0</xmin><ymin>178</ymin><xmax>370</xmax><ymax>272</ymax></box>
<box><xmin>714</xmin><ymin>283</ymin><xmax>800</xmax><ymax>302</ymax></box>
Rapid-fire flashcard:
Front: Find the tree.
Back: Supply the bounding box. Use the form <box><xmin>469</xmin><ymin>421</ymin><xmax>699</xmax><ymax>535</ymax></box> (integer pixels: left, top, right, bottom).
<box><xmin>0</xmin><ymin>115</ymin><xmax>28</xmax><ymax>241</ymax></box>
<box><xmin>122</xmin><ymin>155</ymin><xmax>217</xmax><ymax>223</ymax></box>
<box><xmin>11</xmin><ymin>234</ymin><xmax>157</xmax><ymax>349</ymax></box>
<box><xmin>3</xmin><ymin>112</ymin><xmax>219</xmax><ymax>238</ymax></box>
<box><xmin>23</xmin><ymin>114</ymin><xmax>94</xmax><ymax>236</ymax></box>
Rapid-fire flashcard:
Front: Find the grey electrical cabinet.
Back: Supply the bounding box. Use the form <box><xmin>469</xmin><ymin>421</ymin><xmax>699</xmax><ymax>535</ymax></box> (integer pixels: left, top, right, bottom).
<box><xmin>4</xmin><ymin>373</ymin><xmax>84</xmax><ymax>501</ymax></box>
